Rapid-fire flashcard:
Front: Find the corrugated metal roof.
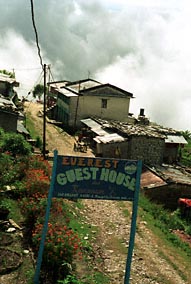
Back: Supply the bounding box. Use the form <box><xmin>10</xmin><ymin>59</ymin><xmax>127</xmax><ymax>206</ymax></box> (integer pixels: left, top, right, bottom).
<box><xmin>67</xmin><ymin>79</ymin><xmax>101</xmax><ymax>92</ymax></box>
<box><xmin>0</xmin><ymin>96</ymin><xmax>15</xmax><ymax>105</ymax></box>
<box><xmin>145</xmin><ymin>164</ymin><xmax>191</xmax><ymax>185</ymax></box>
<box><xmin>81</xmin><ymin>118</ymin><xmax>108</xmax><ymax>136</ymax></box>
<box><xmin>165</xmin><ymin>135</ymin><xmax>188</xmax><ymax>144</ymax></box>
<box><xmin>92</xmin><ymin>128</ymin><xmax>109</xmax><ymax>136</ymax></box>
<box><xmin>94</xmin><ymin>133</ymin><xmax>126</xmax><ymax>144</ymax></box>
<box><xmin>81</xmin><ymin>118</ymin><xmax>103</xmax><ymax>129</ymax></box>
<box><xmin>49</xmin><ymin>82</ymin><xmax>68</xmax><ymax>88</ymax></box>
<box><xmin>0</xmin><ymin>74</ymin><xmax>19</xmax><ymax>86</ymax></box>
<box><xmin>17</xmin><ymin>121</ymin><xmax>29</xmax><ymax>135</ymax></box>
<box><xmin>141</xmin><ymin>170</ymin><xmax>167</xmax><ymax>188</ymax></box>
<box><xmin>56</xmin><ymin>88</ymin><xmax>78</xmax><ymax>97</ymax></box>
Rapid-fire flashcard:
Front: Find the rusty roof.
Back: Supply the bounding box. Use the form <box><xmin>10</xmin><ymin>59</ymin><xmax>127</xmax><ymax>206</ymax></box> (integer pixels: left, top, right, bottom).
<box><xmin>141</xmin><ymin>164</ymin><xmax>191</xmax><ymax>189</ymax></box>
<box><xmin>144</xmin><ymin>165</ymin><xmax>191</xmax><ymax>186</ymax></box>
<box><xmin>141</xmin><ymin>169</ymin><xmax>167</xmax><ymax>188</ymax></box>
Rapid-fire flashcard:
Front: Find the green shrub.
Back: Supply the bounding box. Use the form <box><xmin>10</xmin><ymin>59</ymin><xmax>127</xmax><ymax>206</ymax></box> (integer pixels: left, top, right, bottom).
<box><xmin>35</xmin><ymin>136</ymin><xmax>42</xmax><ymax>149</ymax></box>
<box><xmin>1</xmin><ymin>132</ymin><xmax>32</xmax><ymax>157</ymax></box>
<box><xmin>0</xmin><ymin>153</ymin><xmax>26</xmax><ymax>186</ymax></box>
<box><xmin>57</xmin><ymin>275</ymin><xmax>83</xmax><ymax>283</ymax></box>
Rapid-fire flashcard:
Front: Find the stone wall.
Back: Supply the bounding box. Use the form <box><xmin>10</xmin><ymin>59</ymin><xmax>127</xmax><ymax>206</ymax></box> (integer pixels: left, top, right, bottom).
<box><xmin>128</xmin><ymin>136</ymin><xmax>164</xmax><ymax>165</ymax></box>
<box><xmin>0</xmin><ymin>109</ymin><xmax>18</xmax><ymax>132</ymax></box>
<box><xmin>143</xmin><ymin>183</ymin><xmax>191</xmax><ymax>210</ymax></box>
<box><xmin>101</xmin><ymin>141</ymin><xmax>129</xmax><ymax>158</ymax></box>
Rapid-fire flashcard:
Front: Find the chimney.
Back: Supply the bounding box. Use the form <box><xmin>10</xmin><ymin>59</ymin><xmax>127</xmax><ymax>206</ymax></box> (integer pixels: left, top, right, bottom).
<box><xmin>137</xmin><ymin>108</ymin><xmax>149</xmax><ymax>125</ymax></box>
<box><xmin>139</xmin><ymin>108</ymin><xmax>145</xmax><ymax>116</ymax></box>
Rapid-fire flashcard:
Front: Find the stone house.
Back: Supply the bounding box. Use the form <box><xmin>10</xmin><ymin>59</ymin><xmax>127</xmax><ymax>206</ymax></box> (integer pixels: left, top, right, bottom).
<box><xmin>141</xmin><ymin>165</ymin><xmax>191</xmax><ymax>210</ymax></box>
<box><xmin>0</xmin><ymin>75</ymin><xmax>28</xmax><ymax>135</ymax></box>
<box><xmin>48</xmin><ymin>78</ymin><xmax>134</xmax><ymax>129</ymax></box>
<box><xmin>0</xmin><ymin>97</ymin><xmax>18</xmax><ymax>132</ymax></box>
<box><xmin>0</xmin><ymin>73</ymin><xmax>19</xmax><ymax>100</ymax></box>
<box><xmin>81</xmin><ymin>116</ymin><xmax>187</xmax><ymax>166</ymax></box>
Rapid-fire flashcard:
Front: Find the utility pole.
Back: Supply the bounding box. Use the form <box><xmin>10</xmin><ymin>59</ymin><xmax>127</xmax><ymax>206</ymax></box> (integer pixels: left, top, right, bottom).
<box><xmin>43</xmin><ymin>64</ymin><xmax>46</xmax><ymax>159</ymax></box>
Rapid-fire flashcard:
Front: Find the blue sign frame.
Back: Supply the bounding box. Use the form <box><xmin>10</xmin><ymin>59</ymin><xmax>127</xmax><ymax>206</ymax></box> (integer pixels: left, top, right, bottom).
<box><xmin>53</xmin><ymin>155</ymin><xmax>139</xmax><ymax>201</ymax></box>
<box><xmin>34</xmin><ymin>150</ymin><xmax>142</xmax><ymax>284</ymax></box>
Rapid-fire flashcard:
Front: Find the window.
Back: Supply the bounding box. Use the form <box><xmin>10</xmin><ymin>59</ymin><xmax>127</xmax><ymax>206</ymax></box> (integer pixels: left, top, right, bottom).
<box><xmin>101</xmin><ymin>99</ymin><xmax>107</xmax><ymax>109</ymax></box>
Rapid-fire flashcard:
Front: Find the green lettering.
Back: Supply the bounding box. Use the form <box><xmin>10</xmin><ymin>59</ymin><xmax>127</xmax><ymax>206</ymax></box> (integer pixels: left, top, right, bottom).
<box><xmin>89</xmin><ymin>167</ymin><xmax>99</xmax><ymax>180</ymax></box>
<box><xmin>116</xmin><ymin>172</ymin><xmax>125</xmax><ymax>185</ymax></box>
<box><xmin>123</xmin><ymin>175</ymin><xmax>130</xmax><ymax>188</ymax></box>
<box><xmin>82</xmin><ymin>167</ymin><xmax>91</xmax><ymax>180</ymax></box>
<box><xmin>57</xmin><ymin>173</ymin><xmax>67</xmax><ymax>185</ymax></box>
<box><xmin>75</xmin><ymin>168</ymin><xmax>83</xmax><ymax>181</ymax></box>
<box><xmin>100</xmin><ymin>168</ymin><xmax>109</xmax><ymax>181</ymax></box>
<box><xmin>109</xmin><ymin>170</ymin><xmax>117</xmax><ymax>183</ymax></box>
<box><xmin>66</xmin><ymin>169</ymin><xmax>76</xmax><ymax>183</ymax></box>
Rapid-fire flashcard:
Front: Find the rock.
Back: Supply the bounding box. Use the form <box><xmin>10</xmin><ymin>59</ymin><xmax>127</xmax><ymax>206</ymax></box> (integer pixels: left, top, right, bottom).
<box><xmin>9</xmin><ymin>219</ymin><xmax>22</xmax><ymax>230</ymax></box>
<box><xmin>6</xmin><ymin>227</ymin><xmax>16</xmax><ymax>233</ymax></box>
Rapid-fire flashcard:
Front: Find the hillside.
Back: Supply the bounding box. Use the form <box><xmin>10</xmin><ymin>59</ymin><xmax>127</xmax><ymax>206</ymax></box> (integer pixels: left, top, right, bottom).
<box><xmin>10</xmin><ymin>102</ymin><xmax>191</xmax><ymax>283</ymax></box>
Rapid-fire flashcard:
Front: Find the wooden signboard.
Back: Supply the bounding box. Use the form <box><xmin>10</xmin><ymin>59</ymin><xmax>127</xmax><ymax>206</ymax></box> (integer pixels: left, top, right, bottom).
<box><xmin>34</xmin><ymin>150</ymin><xmax>142</xmax><ymax>284</ymax></box>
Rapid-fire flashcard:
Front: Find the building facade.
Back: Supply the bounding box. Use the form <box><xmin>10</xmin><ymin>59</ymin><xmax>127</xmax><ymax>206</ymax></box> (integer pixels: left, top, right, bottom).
<box><xmin>48</xmin><ymin>79</ymin><xmax>134</xmax><ymax>128</ymax></box>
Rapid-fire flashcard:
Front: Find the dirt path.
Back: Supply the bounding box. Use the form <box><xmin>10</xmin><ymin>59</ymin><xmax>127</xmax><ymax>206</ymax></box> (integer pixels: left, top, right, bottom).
<box><xmin>24</xmin><ymin>102</ymin><xmax>190</xmax><ymax>284</ymax></box>
<box><xmin>24</xmin><ymin>101</ymin><xmax>94</xmax><ymax>157</ymax></box>
<box><xmin>81</xmin><ymin>200</ymin><xmax>187</xmax><ymax>284</ymax></box>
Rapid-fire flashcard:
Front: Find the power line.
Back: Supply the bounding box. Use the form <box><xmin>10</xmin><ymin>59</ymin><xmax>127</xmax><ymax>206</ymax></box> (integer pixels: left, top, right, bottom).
<box><xmin>29</xmin><ymin>0</ymin><xmax>43</xmax><ymax>69</ymax></box>
<box><xmin>26</xmin><ymin>69</ymin><xmax>44</xmax><ymax>97</ymax></box>
<box><xmin>13</xmin><ymin>67</ymin><xmax>42</xmax><ymax>71</ymax></box>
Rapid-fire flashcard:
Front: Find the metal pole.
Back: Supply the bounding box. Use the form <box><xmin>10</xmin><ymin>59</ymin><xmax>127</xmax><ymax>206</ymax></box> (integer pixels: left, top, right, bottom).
<box><xmin>34</xmin><ymin>150</ymin><xmax>58</xmax><ymax>284</ymax></box>
<box><xmin>124</xmin><ymin>160</ymin><xmax>142</xmax><ymax>284</ymax></box>
<box><xmin>43</xmin><ymin>64</ymin><xmax>46</xmax><ymax>159</ymax></box>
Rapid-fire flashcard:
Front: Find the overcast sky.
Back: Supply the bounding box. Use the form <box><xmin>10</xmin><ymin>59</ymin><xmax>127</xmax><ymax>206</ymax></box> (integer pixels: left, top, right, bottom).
<box><xmin>0</xmin><ymin>0</ymin><xmax>191</xmax><ymax>130</ymax></box>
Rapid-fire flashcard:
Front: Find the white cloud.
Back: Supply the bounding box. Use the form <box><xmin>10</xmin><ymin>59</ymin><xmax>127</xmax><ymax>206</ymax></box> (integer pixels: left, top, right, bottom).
<box><xmin>0</xmin><ymin>0</ymin><xmax>191</xmax><ymax>130</ymax></box>
<box><xmin>0</xmin><ymin>30</ymin><xmax>49</xmax><ymax>98</ymax></box>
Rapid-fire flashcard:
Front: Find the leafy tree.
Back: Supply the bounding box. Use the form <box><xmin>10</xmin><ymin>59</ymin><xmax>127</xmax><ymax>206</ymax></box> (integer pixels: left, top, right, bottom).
<box><xmin>32</xmin><ymin>84</ymin><xmax>44</xmax><ymax>100</ymax></box>
<box><xmin>1</xmin><ymin>133</ymin><xmax>32</xmax><ymax>157</ymax></box>
<box><xmin>181</xmin><ymin>130</ymin><xmax>191</xmax><ymax>141</ymax></box>
<box><xmin>0</xmin><ymin>69</ymin><xmax>15</xmax><ymax>78</ymax></box>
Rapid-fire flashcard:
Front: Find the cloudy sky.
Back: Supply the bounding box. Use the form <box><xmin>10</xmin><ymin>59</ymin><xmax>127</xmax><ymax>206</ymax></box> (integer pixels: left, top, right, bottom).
<box><xmin>0</xmin><ymin>0</ymin><xmax>191</xmax><ymax>130</ymax></box>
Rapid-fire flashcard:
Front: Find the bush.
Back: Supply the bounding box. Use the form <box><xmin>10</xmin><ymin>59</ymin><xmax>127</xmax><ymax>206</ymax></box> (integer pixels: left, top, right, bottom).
<box><xmin>0</xmin><ymin>153</ymin><xmax>27</xmax><ymax>186</ymax></box>
<box><xmin>17</xmin><ymin>156</ymin><xmax>82</xmax><ymax>282</ymax></box>
<box><xmin>1</xmin><ymin>132</ymin><xmax>32</xmax><ymax>157</ymax></box>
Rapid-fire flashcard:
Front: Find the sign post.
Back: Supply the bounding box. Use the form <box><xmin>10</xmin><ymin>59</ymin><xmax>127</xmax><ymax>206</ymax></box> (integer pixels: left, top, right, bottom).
<box><xmin>124</xmin><ymin>159</ymin><xmax>142</xmax><ymax>284</ymax></box>
<box><xmin>34</xmin><ymin>152</ymin><xmax>142</xmax><ymax>284</ymax></box>
<box><xmin>34</xmin><ymin>150</ymin><xmax>58</xmax><ymax>284</ymax></box>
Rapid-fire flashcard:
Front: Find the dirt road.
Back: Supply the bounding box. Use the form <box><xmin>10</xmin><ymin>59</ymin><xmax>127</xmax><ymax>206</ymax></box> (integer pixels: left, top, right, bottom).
<box><xmin>24</xmin><ymin>101</ymin><xmax>94</xmax><ymax>157</ymax></box>
<box><xmin>25</xmin><ymin>102</ymin><xmax>190</xmax><ymax>284</ymax></box>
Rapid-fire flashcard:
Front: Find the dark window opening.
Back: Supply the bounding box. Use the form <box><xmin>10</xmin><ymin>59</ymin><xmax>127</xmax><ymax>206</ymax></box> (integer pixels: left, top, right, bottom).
<box><xmin>101</xmin><ymin>99</ymin><xmax>107</xmax><ymax>109</ymax></box>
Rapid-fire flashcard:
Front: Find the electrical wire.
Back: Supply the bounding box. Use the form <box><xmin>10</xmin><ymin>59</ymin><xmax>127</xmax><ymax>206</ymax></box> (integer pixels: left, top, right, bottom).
<box><xmin>27</xmin><ymin>69</ymin><xmax>44</xmax><ymax>95</ymax></box>
<box><xmin>29</xmin><ymin>0</ymin><xmax>43</xmax><ymax>69</ymax></box>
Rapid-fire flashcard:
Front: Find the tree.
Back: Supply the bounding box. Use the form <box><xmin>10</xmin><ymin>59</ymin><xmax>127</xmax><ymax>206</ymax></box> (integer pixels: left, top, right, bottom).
<box><xmin>1</xmin><ymin>133</ymin><xmax>32</xmax><ymax>157</ymax></box>
<box><xmin>0</xmin><ymin>69</ymin><xmax>15</xmax><ymax>78</ymax></box>
<box><xmin>32</xmin><ymin>84</ymin><xmax>44</xmax><ymax>100</ymax></box>
<box><xmin>181</xmin><ymin>130</ymin><xmax>191</xmax><ymax>141</ymax></box>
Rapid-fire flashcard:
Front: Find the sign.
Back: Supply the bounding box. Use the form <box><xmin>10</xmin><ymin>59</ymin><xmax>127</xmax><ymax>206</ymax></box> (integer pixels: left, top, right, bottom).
<box><xmin>53</xmin><ymin>155</ymin><xmax>139</xmax><ymax>201</ymax></box>
<box><xmin>34</xmin><ymin>150</ymin><xmax>142</xmax><ymax>284</ymax></box>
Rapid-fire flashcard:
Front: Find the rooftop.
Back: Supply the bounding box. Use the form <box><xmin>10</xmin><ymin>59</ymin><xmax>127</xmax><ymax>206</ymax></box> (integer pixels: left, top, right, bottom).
<box><xmin>142</xmin><ymin>164</ymin><xmax>191</xmax><ymax>188</ymax></box>
<box><xmin>92</xmin><ymin>117</ymin><xmax>184</xmax><ymax>139</ymax></box>
<box><xmin>0</xmin><ymin>74</ymin><xmax>19</xmax><ymax>86</ymax></box>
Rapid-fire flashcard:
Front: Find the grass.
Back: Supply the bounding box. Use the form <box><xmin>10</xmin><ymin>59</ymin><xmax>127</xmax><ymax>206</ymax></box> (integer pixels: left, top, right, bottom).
<box><xmin>0</xmin><ymin>198</ymin><xmax>23</xmax><ymax>222</ymax></box>
<box><xmin>25</xmin><ymin>112</ymin><xmax>39</xmax><ymax>139</ymax></box>
<box><xmin>117</xmin><ymin>201</ymin><xmax>130</xmax><ymax>218</ymax></box>
<box><xmin>25</xmin><ymin>112</ymin><xmax>42</xmax><ymax>149</ymax></box>
<box><xmin>180</xmin><ymin>139</ymin><xmax>191</xmax><ymax>166</ymax></box>
<box><xmin>137</xmin><ymin>194</ymin><xmax>191</xmax><ymax>282</ymax></box>
<box><xmin>139</xmin><ymin>195</ymin><xmax>190</xmax><ymax>252</ymax></box>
